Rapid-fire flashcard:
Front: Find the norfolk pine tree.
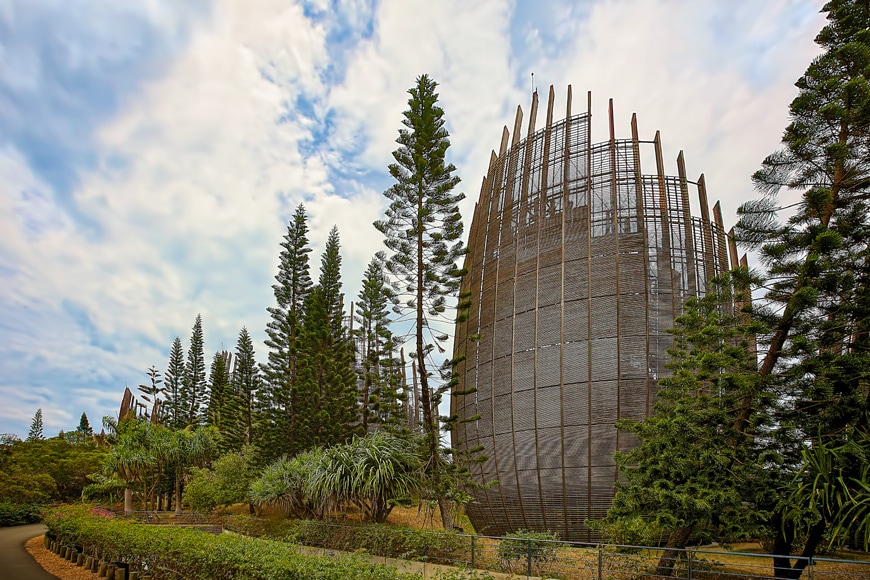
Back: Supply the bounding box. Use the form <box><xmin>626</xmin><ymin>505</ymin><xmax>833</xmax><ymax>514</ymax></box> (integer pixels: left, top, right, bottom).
<box><xmin>355</xmin><ymin>253</ymin><xmax>406</xmax><ymax>432</ymax></box>
<box><xmin>374</xmin><ymin>74</ymin><xmax>466</xmax><ymax>529</ymax></box>
<box><xmin>206</xmin><ymin>351</ymin><xmax>231</xmax><ymax>432</ymax></box>
<box><xmin>27</xmin><ymin>408</ymin><xmax>45</xmax><ymax>441</ymax></box>
<box><xmin>260</xmin><ymin>204</ymin><xmax>313</xmax><ymax>461</ymax></box>
<box><xmin>295</xmin><ymin>227</ymin><xmax>359</xmax><ymax>449</ymax></box>
<box><xmin>164</xmin><ymin>337</ymin><xmax>185</xmax><ymax>429</ymax></box>
<box><xmin>182</xmin><ymin>314</ymin><xmax>208</xmax><ymax>426</ymax></box>
<box><xmin>736</xmin><ymin>0</ymin><xmax>870</xmax><ymax>573</ymax></box>
<box><xmin>223</xmin><ymin>327</ymin><xmax>261</xmax><ymax>452</ymax></box>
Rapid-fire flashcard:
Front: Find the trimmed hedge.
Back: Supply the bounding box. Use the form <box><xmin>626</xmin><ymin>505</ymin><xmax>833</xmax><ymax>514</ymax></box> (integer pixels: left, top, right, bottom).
<box><xmin>222</xmin><ymin>514</ymin><xmax>467</xmax><ymax>562</ymax></box>
<box><xmin>45</xmin><ymin>505</ymin><xmax>420</xmax><ymax>580</ymax></box>
<box><xmin>0</xmin><ymin>502</ymin><xmax>42</xmax><ymax>526</ymax></box>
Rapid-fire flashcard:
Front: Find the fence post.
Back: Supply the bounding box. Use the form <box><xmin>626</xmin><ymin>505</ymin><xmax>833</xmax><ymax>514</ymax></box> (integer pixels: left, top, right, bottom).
<box><xmin>527</xmin><ymin>538</ymin><xmax>533</xmax><ymax>578</ymax></box>
<box><xmin>598</xmin><ymin>543</ymin><xmax>603</xmax><ymax>580</ymax></box>
<box><xmin>471</xmin><ymin>535</ymin><xmax>475</xmax><ymax>570</ymax></box>
<box><xmin>807</xmin><ymin>557</ymin><xmax>814</xmax><ymax>580</ymax></box>
<box><xmin>687</xmin><ymin>549</ymin><xmax>693</xmax><ymax>580</ymax></box>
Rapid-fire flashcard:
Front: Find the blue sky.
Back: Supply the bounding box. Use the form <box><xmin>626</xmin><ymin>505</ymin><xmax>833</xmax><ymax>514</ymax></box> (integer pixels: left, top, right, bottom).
<box><xmin>0</xmin><ymin>0</ymin><xmax>825</xmax><ymax>437</ymax></box>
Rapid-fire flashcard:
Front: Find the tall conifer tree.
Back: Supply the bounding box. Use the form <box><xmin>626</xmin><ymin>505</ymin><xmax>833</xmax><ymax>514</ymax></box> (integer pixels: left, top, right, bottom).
<box><xmin>374</xmin><ymin>74</ymin><xmax>466</xmax><ymax>529</ymax></box>
<box><xmin>182</xmin><ymin>314</ymin><xmax>207</xmax><ymax>427</ymax></box>
<box><xmin>260</xmin><ymin>204</ymin><xmax>313</xmax><ymax>461</ymax></box>
<box><xmin>27</xmin><ymin>408</ymin><xmax>44</xmax><ymax>441</ymax></box>
<box><xmin>224</xmin><ymin>328</ymin><xmax>260</xmax><ymax>452</ymax></box>
<box><xmin>355</xmin><ymin>253</ymin><xmax>405</xmax><ymax>432</ymax></box>
<box><xmin>296</xmin><ymin>227</ymin><xmax>359</xmax><ymax>449</ymax></box>
<box><xmin>206</xmin><ymin>351</ymin><xmax>231</xmax><ymax>431</ymax></box>
<box><xmin>164</xmin><ymin>337</ymin><xmax>185</xmax><ymax>429</ymax></box>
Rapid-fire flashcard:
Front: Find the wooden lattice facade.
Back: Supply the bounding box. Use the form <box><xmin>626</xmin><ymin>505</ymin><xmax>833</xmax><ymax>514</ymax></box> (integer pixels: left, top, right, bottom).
<box><xmin>451</xmin><ymin>87</ymin><xmax>740</xmax><ymax>541</ymax></box>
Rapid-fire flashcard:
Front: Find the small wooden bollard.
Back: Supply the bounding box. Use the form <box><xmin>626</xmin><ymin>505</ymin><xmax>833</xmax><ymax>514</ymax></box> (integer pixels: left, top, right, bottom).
<box><xmin>129</xmin><ymin>571</ymin><xmax>140</xmax><ymax>580</ymax></box>
<box><xmin>98</xmin><ymin>561</ymin><xmax>107</xmax><ymax>577</ymax></box>
<box><xmin>86</xmin><ymin>556</ymin><xmax>94</xmax><ymax>571</ymax></box>
<box><xmin>77</xmin><ymin>553</ymin><xmax>84</xmax><ymax>566</ymax></box>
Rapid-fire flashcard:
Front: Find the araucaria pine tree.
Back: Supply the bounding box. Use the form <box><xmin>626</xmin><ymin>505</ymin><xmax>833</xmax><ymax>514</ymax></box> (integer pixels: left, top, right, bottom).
<box><xmin>355</xmin><ymin>253</ymin><xmax>406</xmax><ymax>432</ymax></box>
<box><xmin>27</xmin><ymin>408</ymin><xmax>44</xmax><ymax>441</ymax></box>
<box><xmin>77</xmin><ymin>412</ymin><xmax>94</xmax><ymax>437</ymax></box>
<box><xmin>259</xmin><ymin>204</ymin><xmax>313</xmax><ymax>461</ymax></box>
<box><xmin>206</xmin><ymin>351</ymin><xmax>231</xmax><ymax>430</ymax></box>
<box><xmin>222</xmin><ymin>327</ymin><xmax>260</xmax><ymax>452</ymax></box>
<box><xmin>374</xmin><ymin>74</ymin><xmax>466</xmax><ymax>529</ymax></box>
<box><xmin>736</xmin><ymin>0</ymin><xmax>870</xmax><ymax>572</ymax></box>
<box><xmin>296</xmin><ymin>227</ymin><xmax>359</xmax><ymax>449</ymax></box>
<box><xmin>164</xmin><ymin>337</ymin><xmax>185</xmax><ymax>429</ymax></box>
<box><xmin>182</xmin><ymin>314</ymin><xmax>208</xmax><ymax>427</ymax></box>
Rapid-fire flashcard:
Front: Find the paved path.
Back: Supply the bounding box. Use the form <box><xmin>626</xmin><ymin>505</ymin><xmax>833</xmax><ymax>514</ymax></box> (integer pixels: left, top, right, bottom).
<box><xmin>0</xmin><ymin>524</ymin><xmax>59</xmax><ymax>579</ymax></box>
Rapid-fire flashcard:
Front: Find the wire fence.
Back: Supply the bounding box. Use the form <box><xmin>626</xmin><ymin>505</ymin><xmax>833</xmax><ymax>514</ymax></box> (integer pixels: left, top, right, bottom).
<box><xmin>425</xmin><ymin>536</ymin><xmax>870</xmax><ymax>580</ymax></box>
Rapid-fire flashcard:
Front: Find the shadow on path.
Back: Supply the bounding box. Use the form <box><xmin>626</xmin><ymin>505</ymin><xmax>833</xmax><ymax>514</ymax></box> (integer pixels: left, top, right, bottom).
<box><xmin>0</xmin><ymin>523</ymin><xmax>58</xmax><ymax>579</ymax></box>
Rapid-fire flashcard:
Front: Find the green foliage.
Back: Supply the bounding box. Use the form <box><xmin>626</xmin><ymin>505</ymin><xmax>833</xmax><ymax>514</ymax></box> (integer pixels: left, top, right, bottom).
<box><xmin>251</xmin><ymin>518</ymin><xmax>464</xmax><ymax>562</ymax></box>
<box><xmin>249</xmin><ymin>449</ymin><xmax>325</xmax><ymax>519</ymax></box>
<box><xmin>206</xmin><ymin>350</ymin><xmax>231</xmax><ymax>434</ymax></box>
<box><xmin>295</xmin><ymin>227</ymin><xmax>360</xmax><ymax>450</ymax></box>
<box><xmin>603</xmin><ymin>279</ymin><xmax>763</xmax><ymax>549</ymax></box>
<box><xmin>221</xmin><ymin>327</ymin><xmax>261</xmax><ymax>452</ymax></box>
<box><xmin>355</xmin><ymin>253</ymin><xmax>407</xmax><ymax>433</ymax></box>
<box><xmin>77</xmin><ymin>412</ymin><xmax>94</xmax><ymax>437</ymax></box>
<box><xmin>260</xmin><ymin>203</ymin><xmax>313</xmax><ymax>462</ymax></box>
<box><xmin>733</xmin><ymin>0</ymin><xmax>870</xmax><ymax>569</ymax></box>
<box><xmin>497</xmin><ymin>529</ymin><xmax>563</xmax><ymax>568</ymax></box>
<box><xmin>185</xmin><ymin>448</ymin><xmax>257</xmax><ymax>513</ymax></box>
<box><xmin>106</xmin><ymin>418</ymin><xmax>218</xmax><ymax>510</ymax></box>
<box><xmin>81</xmin><ymin>473</ymin><xmax>127</xmax><ymax>503</ymax></box>
<box><xmin>0</xmin><ymin>502</ymin><xmax>42</xmax><ymax>527</ymax></box>
<box><xmin>434</xmin><ymin>567</ymin><xmax>494</xmax><ymax>580</ymax></box>
<box><xmin>45</xmin><ymin>504</ymin><xmax>419</xmax><ymax>580</ymax></box>
<box><xmin>27</xmin><ymin>408</ymin><xmax>44</xmax><ymax>441</ymax></box>
<box><xmin>0</xmin><ymin>436</ymin><xmax>108</xmax><ymax>504</ymax></box>
<box><xmin>307</xmin><ymin>431</ymin><xmax>422</xmax><ymax>523</ymax></box>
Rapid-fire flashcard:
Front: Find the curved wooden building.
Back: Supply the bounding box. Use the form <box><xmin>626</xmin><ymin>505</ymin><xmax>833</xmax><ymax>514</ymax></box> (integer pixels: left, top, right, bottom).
<box><xmin>451</xmin><ymin>87</ymin><xmax>739</xmax><ymax>541</ymax></box>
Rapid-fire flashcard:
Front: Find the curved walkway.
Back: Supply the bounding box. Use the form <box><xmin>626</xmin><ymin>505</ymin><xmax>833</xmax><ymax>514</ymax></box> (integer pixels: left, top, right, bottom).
<box><xmin>0</xmin><ymin>524</ymin><xmax>58</xmax><ymax>579</ymax></box>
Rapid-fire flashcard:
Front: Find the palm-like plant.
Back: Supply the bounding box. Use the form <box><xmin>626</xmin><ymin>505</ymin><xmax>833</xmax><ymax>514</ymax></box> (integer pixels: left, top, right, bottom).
<box><xmin>306</xmin><ymin>432</ymin><xmax>422</xmax><ymax>523</ymax></box>
<box><xmin>250</xmin><ymin>449</ymin><xmax>325</xmax><ymax>518</ymax></box>
<box><xmin>788</xmin><ymin>425</ymin><xmax>870</xmax><ymax>550</ymax></box>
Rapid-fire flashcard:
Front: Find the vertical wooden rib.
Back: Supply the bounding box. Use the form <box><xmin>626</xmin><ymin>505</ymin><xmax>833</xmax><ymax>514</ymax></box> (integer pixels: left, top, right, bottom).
<box><xmin>727</xmin><ymin>227</ymin><xmax>739</xmax><ymax>270</ymax></box>
<box><xmin>697</xmin><ymin>174</ymin><xmax>715</xmax><ymax>285</ymax></box>
<box><xmin>712</xmin><ymin>201</ymin><xmax>729</xmax><ymax>272</ymax></box>
<box><xmin>630</xmin><ymin>114</ymin><xmax>652</xmax><ymax>416</ymax></box>
<box><xmin>653</xmin><ymin>131</ymin><xmax>677</xmax><ymax>322</ymax></box>
<box><xmin>585</xmin><ymin>89</ymin><xmax>594</xmax><ymax>538</ymax></box>
<box><xmin>520</xmin><ymin>88</ymin><xmax>547</xmax><ymax>529</ymax></box>
<box><xmin>560</xmin><ymin>85</ymin><xmax>574</xmax><ymax>536</ymax></box>
<box><xmin>608</xmin><ymin>98</ymin><xmax>622</xmax><ymax>487</ymax></box>
<box><xmin>676</xmin><ymin>152</ymin><xmax>697</xmax><ymax>296</ymax></box>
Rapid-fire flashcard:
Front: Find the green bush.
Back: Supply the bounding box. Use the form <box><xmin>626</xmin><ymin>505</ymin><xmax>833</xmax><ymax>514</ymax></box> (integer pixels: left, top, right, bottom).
<box><xmin>45</xmin><ymin>505</ymin><xmax>420</xmax><ymax>580</ymax></box>
<box><xmin>221</xmin><ymin>514</ymin><xmax>465</xmax><ymax>563</ymax></box>
<box><xmin>0</xmin><ymin>502</ymin><xmax>42</xmax><ymax>526</ymax></box>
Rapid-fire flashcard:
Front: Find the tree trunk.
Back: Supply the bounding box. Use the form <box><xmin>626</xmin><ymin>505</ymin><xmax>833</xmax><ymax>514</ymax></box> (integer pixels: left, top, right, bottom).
<box><xmin>123</xmin><ymin>488</ymin><xmax>133</xmax><ymax>514</ymax></box>
<box><xmin>175</xmin><ymin>474</ymin><xmax>183</xmax><ymax>515</ymax></box>
<box><xmin>438</xmin><ymin>496</ymin><xmax>454</xmax><ymax>531</ymax></box>
<box><xmin>772</xmin><ymin>519</ymin><xmax>826</xmax><ymax>580</ymax></box>
<box><xmin>655</xmin><ymin>526</ymin><xmax>693</xmax><ymax>577</ymax></box>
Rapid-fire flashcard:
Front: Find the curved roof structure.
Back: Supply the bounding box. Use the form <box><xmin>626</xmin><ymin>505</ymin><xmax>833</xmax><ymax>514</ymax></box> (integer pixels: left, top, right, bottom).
<box><xmin>451</xmin><ymin>86</ymin><xmax>741</xmax><ymax>541</ymax></box>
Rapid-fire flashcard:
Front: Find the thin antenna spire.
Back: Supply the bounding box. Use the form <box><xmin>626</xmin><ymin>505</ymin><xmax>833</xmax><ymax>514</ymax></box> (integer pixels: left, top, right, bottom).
<box><xmin>531</xmin><ymin>72</ymin><xmax>535</xmax><ymax>94</ymax></box>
